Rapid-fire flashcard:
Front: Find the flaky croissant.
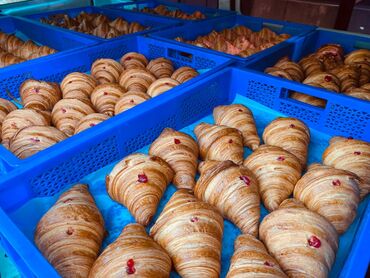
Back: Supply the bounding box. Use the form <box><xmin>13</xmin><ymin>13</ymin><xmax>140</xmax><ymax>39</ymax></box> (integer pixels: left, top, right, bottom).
<box><xmin>299</xmin><ymin>55</ymin><xmax>324</xmax><ymax>76</ymax></box>
<box><xmin>171</xmin><ymin>66</ymin><xmax>198</xmax><ymax>83</ymax></box>
<box><xmin>146</xmin><ymin>57</ymin><xmax>174</xmax><ymax>79</ymax></box>
<box><xmin>0</xmin><ymin>98</ymin><xmax>17</xmax><ymax>142</ymax></box>
<box><xmin>244</xmin><ymin>145</ymin><xmax>302</xmax><ymax>211</ymax></box>
<box><xmin>150</xmin><ymin>190</ymin><xmax>224</xmax><ymax>278</ymax></box>
<box><xmin>149</xmin><ymin>128</ymin><xmax>198</xmax><ymax>190</ymax></box>
<box><xmin>213</xmin><ymin>104</ymin><xmax>260</xmax><ymax>150</ymax></box>
<box><xmin>90</xmin><ymin>83</ymin><xmax>126</xmax><ymax>116</ymax></box>
<box><xmin>120</xmin><ymin>52</ymin><xmax>148</xmax><ymax>69</ymax></box>
<box><xmin>262</xmin><ymin>117</ymin><xmax>310</xmax><ymax>168</ymax></box>
<box><xmin>114</xmin><ymin>91</ymin><xmax>151</xmax><ymax>114</ymax></box>
<box><xmin>302</xmin><ymin>72</ymin><xmax>341</xmax><ymax>93</ymax></box>
<box><xmin>91</xmin><ymin>58</ymin><xmax>123</xmax><ymax>84</ymax></box>
<box><xmin>89</xmin><ymin>223</ymin><xmax>171</xmax><ymax>278</ymax></box>
<box><xmin>61</xmin><ymin>72</ymin><xmax>97</xmax><ymax>102</ymax></box>
<box><xmin>345</xmin><ymin>87</ymin><xmax>370</xmax><ymax>101</ymax></box>
<box><xmin>146</xmin><ymin>78</ymin><xmax>179</xmax><ymax>97</ymax></box>
<box><xmin>260</xmin><ymin>200</ymin><xmax>338</xmax><ymax>278</ymax></box>
<box><xmin>226</xmin><ymin>234</ymin><xmax>287</xmax><ymax>278</ymax></box>
<box><xmin>74</xmin><ymin>113</ymin><xmax>110</xmax><ymax>134</ymax></box>
<box><xmin>294</xmin><ymin>163</ymin><xmax>360</xmax><ymax>234</ymax></box>
<box><xmin>195</xmin><ymin>160</ymin><xmax>260</xmax><ymax>236</ymax></box>
<box><xmin>194</xmin><ymin>123</ymin><xmax>244</xmax><ymax>164</ymax></box>
<box><xmin>106</xmin><ymin>153</ymin><xmax>174</xmax><ymax>226</ymax></box>
<box><xmin>35</xmin><ymin>184</ymin><xmax>105</xmax><ymax>278</ymax></box>
<box><xmin>330</xmin><ymin>65</ymin><xmax>359</xmax><ymax>92</ymax></box>
<box><xmin>119</xmin><ymin>69</ymin><xmax>156</xmax><ymax>92</ymax></box>
<box><xmin>344</xmin><ymin>49</ymin><xmax>370</xmax><ymax>65</ymax></box>
<box><xmin>322</xmin><ymin>136</ymin><xmax>370</xmax><ymax>199</ymax></box>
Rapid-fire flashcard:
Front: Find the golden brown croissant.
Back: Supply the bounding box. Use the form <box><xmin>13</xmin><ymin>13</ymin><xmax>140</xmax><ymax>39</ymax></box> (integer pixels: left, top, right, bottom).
<box><xmin>2</xmin><ymin>109</ymin><xmax>50</xmax><ymax>149</ymax></box>
<box><xmin>13</xmin><ymin>40</ymin><xmax>38</xmax><ymax>59</ymax></box>
<box><xmin>299</xmin><ymin>54</ymin><xmax>324</xmax><ymax>76</ymax></box>
<box><xmin>150</xmin><ymin>189</ymin><xmax>224</xmax><ymax>278</ymax></box>
<box><xmin>120</xmin><ymin>52</ymin><xmax>148</xmax><ymax>69</ymax></box>
<box><xmin>315</xmin><ymin>44</ymin><xmax>344</xmax><ymax>71</ymax></box>
<box><xmin>61</xmin><ymin>72</ymin><xmax>97</xmax><ymax>102</ymax></box>
<box><xmin>0</xmin><ymin>98</ymin><xmax>17</xmax><ymax>142</ymax></box>
<box><xmin>344</xmin><ymin>49</ymin><xmax>370</xmax><ymax>65</ymax></box>
<box><xmin>90</xmin><ymin>83</ymin><xmax>126</xmax><ymax>116</ymax></box>
<box><xmin>128</xmin><ymin>22</ymin><xmax>146</xmax><ymax>34</ymax></box>
<box><xmin>89</xmin><ymin>223</ymin><xmax>171</xmax><ymax>278</ymax></box>
<box><xmin>119</xmin><ymin>69</ymin><xmax>156</xmax><ymax>92</ymax></box>
<box><xmin>105</xmin><ymin>27</ymin><xmax>120</xmax><ymax>39</ymax></box>
<box><xmin>146</xmin><ymin>78</ymin><xmax>180</xmax><ymax>97</ymax></box>
<box><xmin>10</xmin><ymin>125</ymin><xmax>67</xmax><ymax>158</ymax></box>
<box><xmin>330</xmin><ymin>65</ymin><xmax>360</xmax><ymax>92</ymax></box>
<box><xmin>74</xmin><ymin>113</ymin><xmax>110</xmax><ymax>134</ymax></box>
<box><xmin>4</xmin><ymin>35</ymin><xmax>24</xmax><ymax>53</ymax></box>
<box><xmin>109</xmin><ymin>18</ymin><xmax>129</xmax><ymax>34</ymax></box>
<box><xmin>52</xmin><ymin>99</ymin><xmax>95</xmax><ymax>137</ymax></box>
<box><xmin>302</xmin><ymin>72</ymin><xmax>341</xmax><ymax>93</ymax></box>
<box><xmin>260</xmin><ymin>201</ymin><xmax>338</xmax><ymax>278</ymax></box>
<box><xmin>265</xmin><ymin>66</ymin><xmax>294</xmax><ymax>80</ymax></box>
<box><xmin>146</xmin><ymin>57</ymin><xmax>174</xmax><ymax>79</ymax></box>
<box><xmin>114</xmin><ymin>91</ymin><xmax>150</xmax><ymax>114</ymax></box>
<box><xmin>91</xmin><ymin>58</ymin><xmax>123</xmax><ymax>84</ymax></box>
<box><xmin>290</xmin><ymin>92</ymin><xmax>327</xmax><ymax>108</ymax></box>
<box><xmin>20</xmin><ymin>79</ymin><xmax>62</xmax><ymax>111</ymax></box>
<box><xmin>294</xmin><ymin>163</ymin><xmax>360</xmax><ymax>234</ymax></box>
<box><xmin>194</xmin><ymin>122</ymin><xmax>244</xmax><ymax>164</ymax></box>
<box><xmin>37</xmin><ymin>46</ymin><xmax>57</xmax><ymax>57</ymax></box>
<box><xmin>322</xmin><ymin>136</ymin><xmax>370</xmax><ymax>199</ymax></box>
<box><xmin>171</xmin><ymin>66</ymin><xmax>198</xmax><ymax>83</ymax></box>
<box><xmin>35</xmin><ymin>184</ymin><xmax>105</xmax><ymax>278</ymax></box>
<box><xmin>195</xmin><ymin>160</ymin><xmax>260</xmax><ymax>235</ymax></box>
<box><xmin>362</xmin><ymin>83</ymin><xmax>370</xmax><ymax>90</ymax></box>
<box><xmin>106</xmin><ymin>153</ymin><xmax>174</xmax><ymax>226</ymax></box>
<box><xmin>149</xmin><ymin>128</ymin><xmax>199</xmax><ymax>190</ymax></box>
<box><xmin>350</xmin><ymin>61</ymin><xmax>370</xmax><ymax>86</ymax></box>
<box><xmin>244</xmin><ymin>145</ymin><xmax>302</xmax><ymax>211</ymax></box>
<box><xmin>213</xmin><ymin>104</ymin><xmax>260</xmax><ymax>150</ymax></box>
<box><xmin>226</xmin><ymin>234</ymin><xmax>287</xmax><ymax>278</ymax></box>
<box><xmin>262</xmin><ymin>117</ymin><xmax>310</xmax><ymax>168</ymax></box>
<box><xmin>274</xmin><ymin>57</ymin><xmax>305</xmax><ymax>82</ymax></box>
<box><xmin>344</xmin><ymin>87</ymin><xmax>370</xmax><ymax>101</ymax></box>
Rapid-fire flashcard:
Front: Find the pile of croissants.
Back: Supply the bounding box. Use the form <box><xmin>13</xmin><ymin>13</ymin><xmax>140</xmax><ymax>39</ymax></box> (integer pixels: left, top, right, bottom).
<box><xmin>0</xmin><ymin>31</ymin><xmax>56</xmax><ymax>68</ymax></box>
<box><xmin>175</xmin><ymin>26</ymin><xmax>290</xmax><ymax>57</ymax></box>
<box><xmin>0</xmin><ymin>52</ymin><xmax>198</xmax><ymax>159</ymax></box>
<box><xmin>265</xmin><ymin>45</ymin><xmax>370</xmax><ymax>105</ymax></box>
<box><xmin>136</xmin><ymin>4</ymin><xmax>206</xmax><ymax>20</ymax></box>
<box><xmin>40</xmin><ymin>11</ymin><xmax>147</xmax><ymax>39</ymax></box>
<box><xmin>34</xmin><ymin>103</ymin><xmax>370</xmax><ymax>277</ymax></box>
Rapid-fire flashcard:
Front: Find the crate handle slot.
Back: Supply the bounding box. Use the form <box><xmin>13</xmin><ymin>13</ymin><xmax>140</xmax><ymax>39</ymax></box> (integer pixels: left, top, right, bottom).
<box><xmin>167</xmin><ymin>48</ymin><xmax>193</xmax><ymax>62</ymax></box>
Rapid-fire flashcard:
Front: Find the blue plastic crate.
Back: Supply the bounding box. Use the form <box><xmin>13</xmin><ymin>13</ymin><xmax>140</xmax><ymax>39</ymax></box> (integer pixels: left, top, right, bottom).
<box><xmin>240</xmin><ymin>28</ymin><xmax>370</xmax><ymax>142</ymax></box>
<box><xmin>0</xmin><ymin>35</ymin><xmax>231</xmax><ymax>175</ymax></box>
<box><xmin>0</xmin><ymin>67</ymin><xmax>368</xmax><ymax>278</ymax></box>
<box><xmin>103</xmin><ymin>0</ymin><xmax>235</xmax><ymax>23</ymax></box>
<box><xmin>151</xmin><ymin>14</ymin><xmax>316</xmax><ymax>62</ymax></box>
<box><xmin>21</xmin><ymin>6</ymin><xmax>181</xmax><ymax>42</ymax></box>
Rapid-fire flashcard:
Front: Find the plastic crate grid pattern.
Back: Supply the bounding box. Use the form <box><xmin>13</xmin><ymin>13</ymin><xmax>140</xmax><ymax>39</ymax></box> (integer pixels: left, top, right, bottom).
<box><xmin>279</xmin><ymin>101</ymin><xmax>321</xmax><ymax>124</ymax></box>
<box><xmin>0</xmin><ymin>73</ymin><xmax>32</xmax><ymax>99</ymax></box>
<box><xmin>245</xmin><ymin>79</ymin><xmax>278</xmax><ymax>108</ymax></box>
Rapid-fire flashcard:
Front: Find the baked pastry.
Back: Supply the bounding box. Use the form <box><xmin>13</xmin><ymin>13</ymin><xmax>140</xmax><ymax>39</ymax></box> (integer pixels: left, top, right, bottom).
<box><xmin>35</xmin><ymin>184</ymin><xmax>105</xmax><ymax>278</ymax></box>
<box><xmin>171</xmin><ymin>66</ymin><xmax>199</xmax><ymax>83</ymax></box>
<box><xmin>93</xmin><ymin>14</ymin><xmax>109</xmax><ymax>28</ymax></box>
<box><xmin>61</xmin><ymin>72</ymin><xmax>97</xmax><ymax>102</ymax></box>
<box><xmin>259</xmin><ymin>200</ymin><xmax>338</xmax><ymax>278</ymax></box>
<box><xmin>150</xmin><ymin>190</ymin><xmax>224</xmax><ymax>278</ymax></box>
<box><xmin>344</xmin><ymin>87</ymin><xmax>370</xmax><ymax>101</ymax></box>
<box><xmin>265</xmin><ymin>66</ymin><xmax>294</xmax><ymax>80</ymax></box>
<box><xmin>0</xmin><ymin>53</ymin><xmax>24</xmax><ymax>67</ymax></box>
<box><xmin>294</xmin><ymin>163</ymin><xmax>361</xmax><ymax>234</ymax></box>
<box><xmin>106</xmin><ymin>27</ymin><xmax>120</xmax><ymax>39</ymax></box>
<box><xmin>91</xmin><ymin>58</ymin><xmax>123</xmax><ymax>84</ymax></box>
<box><xmin>109</xmin><ymin>18</ymin><xmax>129</xmax><ymax>34</ymax></box>
<box><xmin>244</xmin><ymin>145</ymin><xmax>302</xmax><ymax>211</ymax></box>
<box><xmin>146</xmin><ymin>57</ymin><xmax>174</xmax><ymax>79</ymax></box>
<box><xmin>0</xmin><ymin>98</ymin><xmax>17</xmax><ymax>142</ymax></box>
<box><xmin>194</xmin><ymin>122</ymin><xmax>244</xmax><ymax>164</ymax></box>
<box><xmin>120</xmin><ymin>52</ymin><xmax>148</xmax><ymax>69</ymax></box>
<box><xmin>226</xmin><ymin>234</ymin><xmax>287</xmax><ymax>278</ymax></box>
<box><xmin>10</xmin><ymin>125</ymin><xmax>67</xmax><ymax>159</ymax></box>
<box><xmin>213</xmin><ymin>104</ymin><xmax>260</xmax><ymax>150</ymax></box>
<box><xmin>299</xmin><ymin>54</ymin><xmax>324</xmax><ymax>76</ymax></box>
<box><xmin>74</xmin><ymin>113</ymin><xmax>110</xmax><ymax>134</ymax></box>
<box><xmin>114</xmin><ymin>91</ymin><xmax>151</xmax><ymax>114</ymax></box>
<box><xmin>52</xmin><ymin>99</ymin><xmax>95</xmax><ymax>137</ymax></box>
<box><xmin>274</xmin><ymin>57</ymin><xmax>305</xmax><ymax>82</ymax></box>
<box><xmin>119</xmin><ymin>69</ymin><xmax>156</xmax><ymax>92</ymax></box>
<box><xmin>330</xmin><ymin>65</ymin><xmax>359</xmax><ymax>92</ymax></box>
<box><xmin>106</xmin><ymin>153</ymin><xmax>174</xmax><ymax>226</ymax></box>
<box><xmin>92</xmin><ymin>22</ymin><xmax>110</xmax><ymax>38</ymax></box>
<box><xmin>351</xmin><ymin>62</ymin><xmax>370</xmax><ymax>86</ymax></box>
<box><xmin>20</xmin><ymin>79</ymin><xmax>62</xmax><ymax>111</ymax></box>
<box><xmin>37</xmin><ymin>46</ymin><xmax>57</xmax><ymax>57</ymax></box>
<box><xmin>322</xmin><ymin>136</ymin><xmax>370</xmax><ymax>199</ymax></box>
<box><xmin>262</xmin><ymin>117</ymin><xmax>310</xmax><ymax>168</ymax></box>
<box><xmin>90</xmin><ymin>83</ymin><xmax>126</xmax><ymax>116</ymax></box>
<box><xmin>315</xmin><ymin>44</ymin><xmax>344</xmax><ymax>71</ymax></box>
<box><xmin>195</xmin><ymin>160</ymin><xmax>260</xmax><ymax>236</ymax></box>
<box><xmin>128</xmin><ymin>22</ymin><xmax>146</xmax><ymax>34</ymax></box>
<box><xmin>89</xmin><ymin>223</ymin><xmax>171</xmax><ymax>278</ymax></box>
<box><xmin>290</xmin><ymin>92</ymin><xmax>327</xmax><ymax>108</ymax></box>
<box><xmin>146</xmin><ymin>78</ymin><xmax>180</xmax><ymax>97</ymax></box>
<box><xmin>149</xmin><ymin>128</ymin><xmax>199</xmax><ymax>190</ymax></box>
<box><xmin>4</xmin><ymin>35</ymin><xmax>24</xmax><ymax>53</ymax></box>
<box><xmin>302</xmin><ymin>72</ymin><xmax>341</xmax><ymax>93</ymax></box>
<box><xmin>344</xmin><ymin>49</ymin><xmax>370</xmax><ymax>65</ymax></box>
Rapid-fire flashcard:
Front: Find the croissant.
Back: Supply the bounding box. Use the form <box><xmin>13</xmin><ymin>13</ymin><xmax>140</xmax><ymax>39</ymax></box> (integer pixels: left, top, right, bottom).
<box><xmin>106</xmin><ymin>153</ymin><xmax>174</xmax><ymax>226</ymax></box>
<box><xmin>290</xmin><ymin>92</ymin><xmax>327</xmax><ymax>108</ymax></box>
<box><xmin>330</xmin><ymin>65</ymin><xmax>359</xmax><ymax>92</ymax></box>
<box><xmin>2</xmin><ymin>109</ymin><xmax>50</xmax><ymax>149</ymax></box>
<box><xmin>20</xmin><ymin>79</ymin><xmax>62</xmax><ymax>111</ymax></box>
<box><xmin>4</xmin><ymin>35</ymin><xmax>24</xmax><ymax>53</ymax></box>
<box><xmin>128</xmin><ymin>22</ymin><xmax>145</xmax><ymax>34</ymax></box>
<box><xmin>362</xmin><ymin>83</ymin><xmax>370</xmax><ymax>90</ymax></box>
<box><xmin>315</xmin><ymin>44</ymin><xmax>344</xmax><ymax>71</ymax></box>
<box><xmin>13</xmin><ymin>40</ymin><xmax>38</xmax><ymax>59</ymax></box>
<box><xmin>150</xmin><ymin>190</ymin><xmax>224</xmax><ymax>278</ymax></box>
<box><xmin>105</xmin><ymin>27</ymin><xmax>120</xmax><ymax>39</ymax></box>
<box><xmin>10</xmin><ymin>125</ymin><xmax>67</xmax><ymax>158</ymax></box>
<box><xmin>0</xmin><ymin>53</ymin><xmax>24</xmax><ymax>67</ymax></box>
<box><xmin>294</xmin><ymin>163</ymin><xmax>360</xmax><ymax>234</ymax></box>
<box><xmin>91</xmin><ymin>58</ymin><xmax>123</xmax><ymax>84</ymax></box>
<box><xmin>351</xmin><ymin>61</ymin><xmax>370</xmax><ymax>86</ymax></box>
<box><xmin>35</xmin><ymin>184</ymin><xmax>105</xmax><ymax>278</ymax></box>
<box><xmin>77</xmin><ymin>19</ymin><xmax>94</xmax><ymax>34</ymax></box>
<box><xmin>120</xmin><ymin>52</ymin><xmax>148</xmax><ymax>69</ymax></box>
<box><xmin>90</xmin><ymin>83</ymin><xmax>126</xmax><ymax>116</ymax></box>
<box><xmin>109</xmin><ymin>18</ymin><xmax>129</xmax><ymax>34</ymax></box>
<box><xmin>322</xmin><ymin>136</ymin><xmax>370</xmax><ymax>199</ymax></box>
<box><xmin>213</xmin><ymin>104</ymin><xmax>260</xmax><ymax>150</ymax></box>
<box><xmin>302</xmin><ymin>72</ymin><xmax>341</xmax><ymax>93</ymax></box>
<box><xmin>265</xmin><ymin>67</ymin><xmax>294</xmax><ymax>80</ymax></box>
<box><xmin>0</xmin><ymin>98</ymin><xmax>17</xmax><ymax>142</ymax></box>
<box><xmin>259</xmin><ymin>201</ymin><xmax>338</xmax><ymax>278</ymax></box>
<box><xmin>274</xmin><ymin>57</ymin><xmax>305</xmax><ymax>82</ymax></box>
<box><xmin>37</xmin><ymin>46</ymin><xmax>57</xmax><ymax>57</ymax></box>
<box><xmin>195</xmin><ymin>160</ymin><xmax>260</xmax><ymax>235</ymax></box>
<box><xmin>226</xmin><ymin>234</ymin><xmax>287</xmax><ymax>278</ymax></box>
<box><xmin>89</xmin><ymin>223</ymin><xmax>171</xmax><ymax>278</ymax></box>
<box><xmin>52</xmin><ymin>99</ymin><xmax>95</xmax><ymax>136</ymax></box>
<box><xmin>146</xmin><ymin>78</ymin><xmax>180</xmax><ymax>97</ymax></box>
<box><xmin>299</xmin><ymin>55</ymin><xmax>324</xmax><ymax>76</ymax></box>
<box><xmin>244</xmin><ymin>145</ymin><xmax>302</xmax><ymax>211</ymax></box>
<box><xmin>344</xmin><ymin>49</ymin><xmax>370</xmax><ymax>65</ymax></box>
<box><xmin>114</xmin><ymin>91</ymin><xmax>150</xmax><ymax>114</ymax></box>
<box><xmin>119</xmin><ymin>69</ymin><xmax>156</xmax><ymax>92</ymax></box>
<box><xmin>74</xmin><ymin>113</ymin><xmax>110</xmax><ymax>134</ymax></box>
<box><xmin>149</xmin><ymin>128</ymin><xmax>199</xmax><ymax>189</ymax></box>
<box><xmin>344</xmin><ymin>87</ymin><xmax>370</xmax><ymax>101</ymax></box>
<box><xmin>61</xmin><ymin>72</ymin><xmax>97</xmax><ymax>102</ymax></box>
<box><xmin>146</xmin><ymin>58</ymin><xmax>174</xmax><ymax>79</ymax></box>
<box><xmin>262</xmin><ymin>117</ymin><xmax>310</xmax><ymax>168</ymax></box>
<box><xmin>93</xmin><ymin>14</ymin><xmax>109</xmax><ymax>27</ymax></box>
<box><xmin>194</xmin><ymin>122</ymin><xmax>244</xmax><ymax>164</ymax></box>
<box><xmin>171</xmin><ymin>66</ymin><xmax>199</xmax><ymax>83</ymax></box>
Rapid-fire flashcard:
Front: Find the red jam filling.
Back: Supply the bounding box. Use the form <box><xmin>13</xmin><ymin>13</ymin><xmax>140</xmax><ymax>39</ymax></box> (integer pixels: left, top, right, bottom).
<box><xmin>103</xmin><ymin>92</ymin><xmax>108</xmax><ymax>96</ymax></box>
<box><xmin>61</xmin><ymin>108</ymin><xmax>67</xmax><ymax>113</ymax></box>
<box><xmin>239</xmin><ymin>176</ymin><xmax>251</xmax><ymax>186</ymax></box>
<box><xmin>190</xmin><ymin>216</ymin><xmax>199</xmax><ymax>222</ymax></box>
<box><xmin>66</xmin><ymin>227</ymin><xmax>74</xmax><ymax>235</ymax></box>
<box><xmin>174</xmin><ymin>138</ymin><xmax>181</xmax><ymax>144</ymax></box>
<box><xmin>277</xmin><ymin>156</ymin><xmax>285</xmax><ymax>161</ymax></box>
<box><xmin>264</xmin><ymin>261</ymin><xmax>274</xmax><ymax>267</ymax></box>
<box><xmin>126</xmin><ymin>259</ymin><xmax>135</xmax><ymax>274</ymax></box>
<box><xmin>324</xmin><ymin>75</ymin><xmax>332</xmax><ymax>82</ymax></box>
<box><xmin>228</xmin><ymin>139</ymin><xmax>233</xmax><ymax>144</ymax></box>
<box><xmin>89</xmin><ymin>123</ymin><xmax>96</xmax><ymax>127</ymax></box>
<box><xmin>332</xmin><ymin>179</ymin><xmax>341</xmax><ymax>186</ymax></box>
<box><xmin>138</xmin><ymin>174</ymin><xmax>148</xmax><ymax>183</ymax></box>
<box><xmin>308</xmin><ymin>235</ymin><xmax>321</xmax><ymax>248</ymax></box>
<box><xmin>354</xmin><ymin>151</ymin><xmax>361</xmax><ymax>155</ymax></box>
<box><xmin>130</xmin><ymin>99</ymin><xmax>135</xmax><ymax>104</ymax></box>
<box><xmin>238</xmin><ymin>109</ymin><xmax>243</xmax><ymax>112</ymax></box>
<box><xmin>30</xmin><ymin>138</ymin><xmax>40</xmax><ymax>143</ymax></box>
<box><xmin>290</xmin><ymin>124</ymin><xmax>295</xmax><ymax>128</ymax></box>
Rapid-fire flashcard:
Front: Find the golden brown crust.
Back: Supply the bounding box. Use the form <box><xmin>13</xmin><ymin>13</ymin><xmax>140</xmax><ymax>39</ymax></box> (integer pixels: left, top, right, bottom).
<box><xmin>146</xmin><ymin>78</ymin><xmax>180</xmax><ymax>97</ymax></box>
<box><xmin>120</xmin><ymin>52</ymin><xmax>148</xmax><ymax>69</ymax></box>
<box><xmin>146</xmin><ymin>57</ymin><xmax>174</xmax><ymax>79</ymax></box>
<box><xmin>90</xmin><ymin>83</ymin><xmax>126</xmax><ymax>116</ymax></box>
<box><xmin>0</xmin><ymin>98</ymin><xmax>17</xmax><ymax>142</ymax></box>
<box><xmin>171</xmin><ymin>66</ymin><xmax>198</xmax><ymax>83</ymax></box>
<box><xmin>119</xmin><ymin>69</ymin><xmax>156</xmax><ymax>92</ymax></box>
<box><xmin>61</xmin><ymin>72</ymin><xmax>97</xmax><ymax>102</ymax></box>
<box><xmin>290</xmin><ymin>92</ymin><xmax>327</xmax><ymax>108</ymax></box>
<box><xmin>91</xmin><ymin>58</ymin><xmax>123</xmax><ymax>84</ymax></box>
<box><xmin>74</xmin><ymin>113</ymin><xmax>110</xmax><ymax>134</ymax></box>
